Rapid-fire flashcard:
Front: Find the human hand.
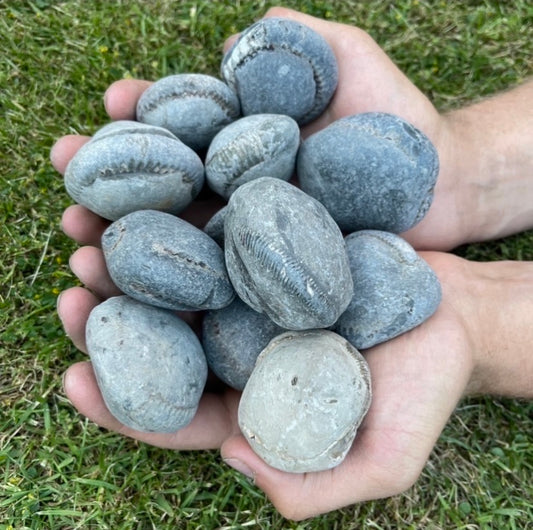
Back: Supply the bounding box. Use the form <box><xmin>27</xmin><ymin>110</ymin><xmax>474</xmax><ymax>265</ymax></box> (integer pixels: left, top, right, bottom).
<box><xmin>235</xmin><ymin>7</ymin><xmax>463</xmax><ymax>251</ymax></box>
<box><xmin>56</xmin><ymin>250</ymin><xmax>477</xmax><ymax>519</ymax></box>
<box><xmin>264</xmin><ymin>8</ymin><xmax>533</xmax><ymax>249</ymax></box>
<box><xmin>49</xmin><ymin>7</ymin><xmax>472</xmax><ymax>520</ymax></box>
<box><xmin>51</xmin><ymin>6</ymin><xmax>533</xmax><ymax>520</ymax></box>
<box><xmin>51</xmin><ymin>6</ymin><xmax>465</xmax><ymax>253</ymax></box>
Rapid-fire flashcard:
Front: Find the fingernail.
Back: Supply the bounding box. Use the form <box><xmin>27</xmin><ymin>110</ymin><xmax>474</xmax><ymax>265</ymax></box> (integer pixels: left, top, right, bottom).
<box><xmin>103</xmin><ymin>88</ymin><xmax>110</xmax><ymax>112</ymax></box>
<box><xmin>224</xmin><ymin>458</ymin><xmax>255</xmax><ymax>480</ymax></box>
<box><xmin>61</xmin><ymin>369</ymin><xmax>70</xmax><ymax>392</ymax></box>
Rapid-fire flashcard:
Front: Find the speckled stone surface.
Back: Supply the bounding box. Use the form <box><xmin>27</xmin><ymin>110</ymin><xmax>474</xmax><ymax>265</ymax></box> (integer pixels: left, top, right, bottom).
<box><xmin>224</xmin><ymin>177</ymin><xmax>353</xmax><ymax>330</ymax></box>
<box><xmin>238</xmin><ymin>329</ymin><xmax>371</xmax><ymax>473</ymax></box>
<box><xmin>203</xmin><ymin>206</ymin><xmax>227</xmax><ymax>248</ymax></box>
<box><xmin>202</xmin><ymin>297</ymin><xmax>286</xmax><ymax>390</ymax></box>
<box><xmin>64</xmin><ymin>120</ymin><xmax>204</xmax><ymax>221</ymax></box>
<box><xmin>102</xmin><ymin>209</ymin><xmax>235</xmax><ymax>311</ymax></box>
<box><xmin>221</xmin><ymin>17</ymin><xmax>338</xmax><ymax>125</ymax></box>
<box><xmin>297</xmin><ymin>112</ymin><xmax>439</xmax><ymax>233</ymax></box>
<box><xmin>136</xmin><ymin>73</ymin><xmax>241</xmax><ymax>151</ymax></box>
<box><xmin>205</xmin><ymin>114</ymin><xmax>300</xmax><ymax>199</ymax></box>
<box><xmin>334</xmin><ymin>230</ymin><xmax>442</xmax><ymax>349</ymax></box>
<box><xmin>86</xmin><ymin>295</ymin><xmax>207</xmax><ymax>433</ymax></box>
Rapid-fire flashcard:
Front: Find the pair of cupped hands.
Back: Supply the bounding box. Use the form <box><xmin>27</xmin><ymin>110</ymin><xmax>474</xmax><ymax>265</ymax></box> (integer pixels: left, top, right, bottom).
<box><xmin>51</xmin><ymin>7</ymin><xmax>479</xmax><ymax>520</ymax></box>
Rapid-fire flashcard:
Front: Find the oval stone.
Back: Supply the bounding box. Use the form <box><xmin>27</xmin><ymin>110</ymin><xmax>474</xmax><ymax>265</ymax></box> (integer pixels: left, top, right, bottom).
<box><xmin>221</xmin><ymin>17</ymin><xmax>338</xmax><ymax>125</ymax></box>
<box><xmin>202</xmin><ymin>297</ymin><xmax>286</xmax><ymax>390</ymax></box>
<box><xmin>86</xmin><ymin>295</ymin><xmax>207</xmax><ymax>433</ymax></box>
<box><xmin>64</xmin><ymin>120</ymin><xmax>205</xmax><ymax>221</ymax></box>
<box><xmin>205</xmin><ymin>114</ymin><xmax>300</xmax><ymax>200</ymax></box>
<box><xmin>334</xmin><ymin>230</ymin><xmax>442</xmax><ymax>349</ymax></box>
<box><xmin>102</xmin><ymin>209</ymin><xmax>235</xmax><ymax>311</ymax></box>
<box><xmin>238</xmin><ymin>329</ymin><xmax>372</xmax><ymax>473</ymax></box>
<box><xmin>136</xmin><ymin>73</ymin><xmax>241</xmax><ymax>151</ymax></box>
<box><xmin>297</xmin><ymin>112</ymin><xmax>439</xmax><ymax>233</ymax></box>
<box><xmin>224</xmin><ymin>177</ymin><xmax>353</xmax><ymax>330</ymax></box>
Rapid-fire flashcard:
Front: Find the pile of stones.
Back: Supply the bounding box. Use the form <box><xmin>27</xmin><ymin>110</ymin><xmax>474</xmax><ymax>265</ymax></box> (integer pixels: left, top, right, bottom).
<box><xmin>63</xmin><ymin>17</ymin><xmax>441</xmax><ymax>473</ymax></box>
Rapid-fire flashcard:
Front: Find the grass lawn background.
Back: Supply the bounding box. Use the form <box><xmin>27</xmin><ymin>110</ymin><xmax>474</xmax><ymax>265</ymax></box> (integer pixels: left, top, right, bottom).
<box><xmin>1</xmin><ymin>1</ymin><xmax>532</xmax><ymax>528</ymax></box>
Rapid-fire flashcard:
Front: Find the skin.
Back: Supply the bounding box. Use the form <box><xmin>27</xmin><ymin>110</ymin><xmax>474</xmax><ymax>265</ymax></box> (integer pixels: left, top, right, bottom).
<box><xmin>51</xmin><ymin>6</ymin><xmax>533</xmax><ymax>521</ymax></box>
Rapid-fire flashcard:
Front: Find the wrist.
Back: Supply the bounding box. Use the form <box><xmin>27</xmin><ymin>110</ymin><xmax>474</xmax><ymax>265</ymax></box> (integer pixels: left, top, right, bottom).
<box><xmin>439</xmin><ymin>82</ymin><xmax>533</xmax><ymax>245</ymax></box>
<box><xmin>462</xmin><ymin>260</ymin><xmax>533</xmax><ymax>398</ymax></box>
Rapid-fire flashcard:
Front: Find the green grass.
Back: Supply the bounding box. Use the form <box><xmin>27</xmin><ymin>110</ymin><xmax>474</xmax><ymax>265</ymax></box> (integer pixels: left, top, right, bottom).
<box><xmin>1</xmin><ymin>0</ymin><xmax>532</xmax><ymax>528</ymax></box>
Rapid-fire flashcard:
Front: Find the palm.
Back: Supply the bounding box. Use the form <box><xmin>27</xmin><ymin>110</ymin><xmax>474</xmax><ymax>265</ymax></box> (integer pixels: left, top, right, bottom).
<box><xmin>215</xmin><ymin>252</ymin><xmax>473</xmax><ymax>517</ymax></box>
<box><xmin>59</xmin><ymin>247</ymin><xmax>473</xmax><ymax>519</ymax></box>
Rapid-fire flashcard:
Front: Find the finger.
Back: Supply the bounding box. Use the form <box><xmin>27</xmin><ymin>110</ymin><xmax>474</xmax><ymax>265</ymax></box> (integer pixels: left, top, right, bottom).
<box><xmin>64</xmin><ymin>361</ymin><xmax>241</xmax><ymax>450</ymax></box>
<box><xmin>50</xmin><ymin>79</ymin><xmax>153</xmax><ymax>175</ymax></box>
<box><xmin>61</xmin><ymin>204</ymin><xmax>110</xmax><ymax>247</ymax></box>
<box><xmin>50</xmin><ymin>135</ymin><xmax>91</xmax><ymax>175</ymax></box>
<box><xmin>223</xmin><ymin>33</ymin><xmax>239</xmax><ymax>53</ymax></box>
<box><xmin>221</xmin><ymin>302</ymin><xmax>471</xmax><ymax>520</ymax></box>
<box><xmin>262</xmin><ymin>7</ymin><xmax>439</xmax><ymax>141</ymax></box>
<box><xmin>57</xmin><ymin>286</ymin><xmax>100</xmax><ymax>353</ymax></box>
<box><xmin>103</xmin><ymin>79</ymin><xmax>153</xmax><ymax>121</ymax></box>
<box><xmin>263</xmin><ymin>6</ymin><xmax>347</xmax><ymax>42</ymax></box>
<box><xmin>221</xmin><ymin>427</ymin><xmax>401</xmax><ymax>521</ymax></box>
<box><xmin>69</xmin><ymin>246</ymin><xmax>121</xmax><ymax>299</ymax></box>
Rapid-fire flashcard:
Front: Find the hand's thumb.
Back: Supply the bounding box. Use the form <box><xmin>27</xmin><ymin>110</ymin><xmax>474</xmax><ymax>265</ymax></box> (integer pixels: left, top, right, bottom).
<box><xmin>221</xmin><ymin>435</ymin><xmax>353</xmax><ymax>520</ymax></box>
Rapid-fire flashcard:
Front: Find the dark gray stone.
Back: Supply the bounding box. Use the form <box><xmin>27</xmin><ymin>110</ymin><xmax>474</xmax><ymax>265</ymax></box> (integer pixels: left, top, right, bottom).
<box><xmin>205</xmin><ymin>114</ymin><xmax>300</xmax><ymax>199</ymax></box>
<box><xmin>102</xmin><ymin>209</ymin><xmax>235</xmax><ymax>311</ymax></box>
<box><xmin>86</xmin><ymin>295</ymin><xmax>207</xmax><ymax>433</ymax></box>
<box><xmin>64</xmin><ymin>120</ymin><xmax>204</xmax><ymax>221</ymax></box>
<box><xmin>136</xmin><ymin>73</ymin><xmax>241</xmax><ymax>151</ymax></box>
<box><xmin>221</xmin><ymin>17</ymin><xmax>338</xmax><ymax>125</ymax></box>
<box><xmin>297</xmin><ymin>112</ymin><xmax>439</xmax><ymax>233</ymax></box>
<box><xmin>202</xmin><ymin>297</ymin><xmax>286</xmax><ymax>390</ymax></box>
<box><xmin>238</xmin><ymin>329</ymin><xmax>372</xmax><ymax>473</ymax></box>
<box><xmin>334</xmin><ymin>230</ymin><xmax>442</xmax><ymax>349</ymax></box>
<box><xmin>203</xmin><ymin>206</ymin><xmax>227</xmax><ymax>248</ymax></box>
<box><xmin>224</xmin><ymin>177</ymin><xmax>353</xmax><ymax>330</ymax></box>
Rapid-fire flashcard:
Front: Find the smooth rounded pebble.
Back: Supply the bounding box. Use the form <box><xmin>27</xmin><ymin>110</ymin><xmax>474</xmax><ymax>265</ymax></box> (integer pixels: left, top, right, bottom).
<box><xmin>224</xmin><ymin>177</ymin><xmax>353</xmax><ymax>330</ymax></box>
<box><xmin>238</xmin><ymin>329</ymin><xmax>372</xmax><ymax>473</ymax></box>
<box><xmin>221</xmin><ymin>17</ymin><xmax>338</xmax><ymax>125</ymax></box>
<box><xmin>86</xmin><ymin>295</ymin><xmax>207</xmax><ymax>433</ymax></box>
<box><xmin>297</xmin><ymin>112</ymin><xmax>439</xmax><ymax>233</ymax></box>
<box><xmin>205</xmin><ymin>114</ymin><xmax>300</xmax><ymax>200</ymax></box>
<box><xmin>102</xmin><ymin>210</ymin><xmax>235</xmax><ymax>311</ymax></box>
<box><xmin>202</xmin><ymin>297</ymin><xmax>286</xmax><ymax>390</ymax></box>
<box><xmin>334</xmin><ymin>230</ymin><xmax>442</xmax><ymax>349</ymax></box>
<box><xmin>64</xmin><ymin>120</ymin><xmax>204</xmax><ymax>221</ymax></box>
<box><xmin>136</xmin><ymin>73</ymin><xmax>241</xmax><ymax>151</ymax></box>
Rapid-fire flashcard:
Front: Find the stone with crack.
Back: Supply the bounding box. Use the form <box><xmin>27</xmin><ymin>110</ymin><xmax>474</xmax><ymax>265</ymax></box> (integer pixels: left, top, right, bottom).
<box><xmin>64</xmin><ymin>120</ymin><xmax>205</xmax><ymax>221</ymax></box>
<box><xmin>205</xmin><ymin>113</ymin><xmax>300</xmax><ymax>200</ymax></box>
<box><xmin>224</xmin><ymin>177</ymin><xmax>353</xmax><ymax>330</ymax></box>
<box><xmin>238</xmin><ymin>329</ymin><xmax>372</xmax><ymax>472</ymax></box>
<box><xmin>136</xmin><ymin>73</ymin><xmax>241</xmax><ymax>151</ymax></box>
<box><xmin>221</xmin><ymin>17</ymin><xmax>338</xmax><ymax>125</ymax></box>
<box><xmin>102</xmin><ymin>209</ymin><xmax>235</xmax><ymax>311</ymax></box>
